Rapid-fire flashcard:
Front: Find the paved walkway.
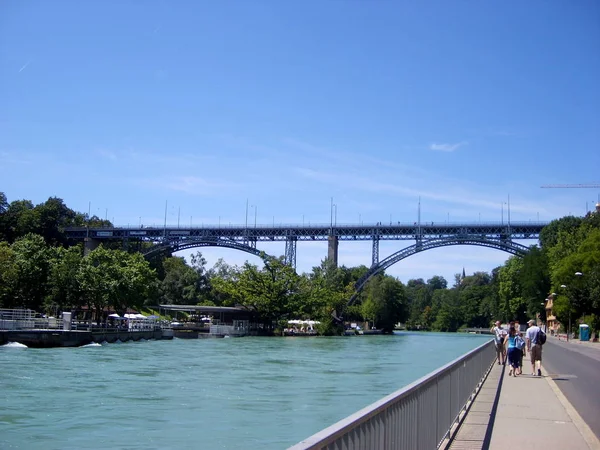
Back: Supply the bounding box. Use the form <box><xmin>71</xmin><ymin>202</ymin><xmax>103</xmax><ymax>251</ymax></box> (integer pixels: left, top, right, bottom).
<box><xmin>448</xmin><ymin>361</ymin><xmax>600</xmax><ymax>450</ymax></box>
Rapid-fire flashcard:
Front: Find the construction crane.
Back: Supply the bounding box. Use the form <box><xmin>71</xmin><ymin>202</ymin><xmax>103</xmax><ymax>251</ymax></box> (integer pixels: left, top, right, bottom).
<box><xmin>541</xmin><ymin>184</ymin><xmax>600</xmax><ymax>188</ymax></box>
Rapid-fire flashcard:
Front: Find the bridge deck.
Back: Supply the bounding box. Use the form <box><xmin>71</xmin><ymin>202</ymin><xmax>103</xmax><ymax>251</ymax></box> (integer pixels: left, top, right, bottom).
<box><xmin>66</xmin><ymin>222</ymin><xmax>546</xmax><ymax>242</ymax></box>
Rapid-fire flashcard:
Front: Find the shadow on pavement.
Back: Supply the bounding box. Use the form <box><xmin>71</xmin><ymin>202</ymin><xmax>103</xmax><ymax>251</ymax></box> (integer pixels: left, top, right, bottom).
<box><xmin>481</xmin><ymin>365</ymin><xmax>505</xmax><ymax>450</ymax></box>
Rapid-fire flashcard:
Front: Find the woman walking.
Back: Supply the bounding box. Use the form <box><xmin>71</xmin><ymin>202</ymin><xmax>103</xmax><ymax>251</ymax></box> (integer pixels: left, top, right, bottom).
<box><xmin>505</xmin><ymin>326</ymin><xmax>522</xmax><ymax>377</ymax></box>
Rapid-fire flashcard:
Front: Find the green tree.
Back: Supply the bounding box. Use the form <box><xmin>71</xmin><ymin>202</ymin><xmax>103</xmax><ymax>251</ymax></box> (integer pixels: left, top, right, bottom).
<box><xmin>77</xmin><ymin>246</ymin><xmax>156</xmax><ymax>320</ymax></box>
<box><xmin>540</xmin><ymin>216</ymin><xmax>584</xmax><ymax>250</ymax></box>
<box><xmin>427</xmin><ymin>275</ymin><xmax>448</xmax><ymax>291</ymax></box>
<box><xmin>433</xmin><ymin>289</ymin><xmax>462</xmax><ymax>332</ymax></box>
<box><xmin>190</xmin><ymin>251</ymin><xmax>212</xmax><ymax>302</ymax></box>
<box><xmin>3</xmin><ymin>200</ymin><xmax>39</xmax><ymax>243</ymax></box>
<box><xmin>11</xmin><ymin>233</ymin><xmax>52</xmax><ymax>310</ymax></box>
<box><xmin>0</xmin><ymin>242</ymin><xmax>17</xmax><ymax>307</ymax></box>
<box><xmin>115</xmin><ymin>251</ymin><xmax>156</xmax><ymax>312</ymax></box>
<box><xmin>497</xmin><ymin>256</ymin><xmax>526</xmax><ymax>321</ymax></box>
<box><xmin>160</xmin><ymin>256</ymin><xmax>201</xmax><ymax>305</ymax></box>
<box><xmin>34</xmin><ymin>197</ymin><xmax>78</xmax><ymax>245</ymax></box>
<box><xmin>405</xmin><ymin>278</ymin><xmax>431</xmax><ymax>329</ymax></box>
<box><xmin>375</xmin><ymin>276</ymin><xmax>408</xmax><ymax>332</ymax></box>
<box><xmin>216</xmin><ymin>256</ymin><xmax>302</xmax><ymax>324</ymax></box>
<box><xmin>77</xmin><ymin>246</ymin><xmax>117</xmax><ymax>321</ymax></box>
<box><xmin>552</xmin><ymin>229</ymin><xmax>600</xmax><ymax>322</ymax></box>
<box><xmin>519</xmin><ymin>246</ymin><xmax>550</xmax><ymax>320</ymax></box>
<box><xmin>46</xmin><ymin>245</ymin><xmax>84</xmax><ymax>313</ymax></box>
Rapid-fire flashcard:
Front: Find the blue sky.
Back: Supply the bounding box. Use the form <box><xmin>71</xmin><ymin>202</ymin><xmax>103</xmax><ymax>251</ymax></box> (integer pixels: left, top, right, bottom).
<box><xmin>1</xmin><ymin>1</ymin><xmax>599</xmax><ymax>283</ymax></box>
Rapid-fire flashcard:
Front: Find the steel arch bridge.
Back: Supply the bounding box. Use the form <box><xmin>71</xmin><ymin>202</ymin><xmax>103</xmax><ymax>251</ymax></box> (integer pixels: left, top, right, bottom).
<box><xmin>143</xmin><ymin>237</ymin><xmax>273</xmax><ymax>261</ymax></box>
<box><xmin>67</xmin><ymin>221</ymin><xmax>545</xmax><ymax>269</ymax></box>
<box><xmin>345</xmin><ymin>236</ymin><xmax>531</xmax><ymax>308</ymax></box>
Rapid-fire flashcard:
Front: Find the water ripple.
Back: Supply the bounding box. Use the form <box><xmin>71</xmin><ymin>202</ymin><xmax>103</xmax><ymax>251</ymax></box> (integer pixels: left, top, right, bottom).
<box><xmin>0</xmin><ymin>333</ymin><xmax>489</xmax><ymax>449</ymax></box>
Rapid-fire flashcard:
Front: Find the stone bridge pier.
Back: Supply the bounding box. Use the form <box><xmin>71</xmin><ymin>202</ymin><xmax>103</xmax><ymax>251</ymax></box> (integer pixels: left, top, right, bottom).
<box><xmin>84</xmin><ymin>237</ymin><xmax>100</xmax><ymax>255</ymax></box>
<box><xmin>327</xmin><ymin>235</ymin><xmax>338</xmax><ymax>267</ymax></box>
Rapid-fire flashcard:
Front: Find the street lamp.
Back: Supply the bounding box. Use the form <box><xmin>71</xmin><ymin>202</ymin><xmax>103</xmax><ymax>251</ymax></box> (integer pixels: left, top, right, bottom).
<box><xmin>251</xmin><ymin>205</ymin><xmax>257</xmax><ymax>229</ymax></box>
<box><xmin>330</xmin><ymin>197</ymin><xmax>334</xmax><ymax>228</ymax></box>
<box><xmin>560</xmin><ymin>284</ymin><xmax>571</xmax><ymax>341</ymax></box>
<box><xmin>560</xmin><ymin>272</ymin><xmax>583</xmax><ymax>342</ymax></box>
<box><xmin>575</xmin><ymin>272</ymin><xmax>584</xmax><ymax>332</ymax></box>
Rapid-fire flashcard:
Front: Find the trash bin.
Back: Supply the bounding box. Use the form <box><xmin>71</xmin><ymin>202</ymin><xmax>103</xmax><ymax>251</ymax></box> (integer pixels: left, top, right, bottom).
<box><xmin>579</xmin><ymin>324</ymin><xmax>590</xmax><ymax>342</ymax></box>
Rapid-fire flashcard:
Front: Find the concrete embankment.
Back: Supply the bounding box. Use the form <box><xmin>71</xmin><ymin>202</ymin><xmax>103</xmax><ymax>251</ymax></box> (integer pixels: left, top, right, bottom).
<box><xmin>0</xmin><ymin>329</ymin><xmax>166</xmax><ymax>347</ymax></box>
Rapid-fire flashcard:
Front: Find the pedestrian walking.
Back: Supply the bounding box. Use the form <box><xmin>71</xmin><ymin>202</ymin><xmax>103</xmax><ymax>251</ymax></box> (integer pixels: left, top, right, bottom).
<box><xmin>515</xmin><ymin>321</ymin><xmax>524</xmax><ymax>374</ymax></box>
<box><xmin>491</xmin><ymin>320</ymin><xmax>505</xmax><ymax>365</ymax></box>
<box><xmin>526</xmin><ymin>319</ymin><xmax>543</xmax><ymax>376</ymax></box>
<box><xmin>505</xmin><ymin>326</ymin><xmax>521</xmax><ymax>377</ymax></box>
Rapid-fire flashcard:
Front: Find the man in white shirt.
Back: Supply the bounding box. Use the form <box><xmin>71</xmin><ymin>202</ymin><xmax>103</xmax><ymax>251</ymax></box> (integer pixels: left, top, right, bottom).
<box><xmin>526</xmin><ymin>319</ymin><xmax>542</xmax><ymax>376</ymax></box>
<box><xmin>491</xmin><ymin>320</ymin><xmax>505</xmax><ymax>365</ymax></box>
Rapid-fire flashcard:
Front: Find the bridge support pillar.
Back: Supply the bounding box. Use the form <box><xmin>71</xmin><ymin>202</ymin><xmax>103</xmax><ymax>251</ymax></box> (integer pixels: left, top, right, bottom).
<box><xmin>285</xmin><ymin>237</ymin><xmax>297</xmax><ymax>269</ymax></box>
<box><xmin>327</xmin><ymin>235</ymin><xmax>338</xmax><ymax>267</ymax></box>
<box><xmin>84</xmin><ymin>237</ymin><xmax>100</xmax><ymax>256</ymax></box>
<box><xmin>372</xmin><ymin>236</ymin><xmax>379</xmax><ymax>266</ymax></box>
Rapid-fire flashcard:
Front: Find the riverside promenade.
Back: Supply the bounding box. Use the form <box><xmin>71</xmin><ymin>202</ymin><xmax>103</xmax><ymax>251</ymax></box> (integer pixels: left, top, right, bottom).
<box><xmin>448</xmin><ymin>337</ymin><xmax>600</xmax><ymax>450</ymax></box>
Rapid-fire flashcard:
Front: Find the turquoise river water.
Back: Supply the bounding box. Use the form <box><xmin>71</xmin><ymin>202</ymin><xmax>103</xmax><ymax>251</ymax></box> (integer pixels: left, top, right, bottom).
<box><xmin>1</xmin><ymin>333</ymin><xmax>490</xmax><ymax>450</ymax></box>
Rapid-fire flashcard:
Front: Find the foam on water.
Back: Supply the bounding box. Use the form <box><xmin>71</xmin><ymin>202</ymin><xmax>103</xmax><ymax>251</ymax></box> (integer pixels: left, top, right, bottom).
<box><xmin>1</xmin><ymin>342</ymin><xmax>28</xmax><ymax>348</ymax></box>
<box><xmin>80</xmin><ymin>342</ymin><xmax>102</xmax><ymax>347</ymax></box>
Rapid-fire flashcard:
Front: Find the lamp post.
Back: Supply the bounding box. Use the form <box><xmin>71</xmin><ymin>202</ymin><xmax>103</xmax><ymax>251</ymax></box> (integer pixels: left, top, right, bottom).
<box><xmin>560</xmin><ymin>271</ymin><xmax>583</xmax><ymax>342</ymax></box>
<box><xmin>330</xmin><ymin>197</ymin><xmax>334</xmax><ymax>229</ymax></box>
<box><xmin>575</xmin><ymin>271</ymin><xmax>584</xmax><ymax>333</ymax></box>
<box><xmin>560</xmin><ymin>284</ymin><xmax>571</xmax><ymax>341</ymax></box>
<box><xmin>87</xmin><ymin>201</ymin><xmax>91</xmax><ymax>238</ymax></box>
<box><xmin>251</xmin><ymin>205</ymin><xmax>257</xmax><ymax>229</ymax></box>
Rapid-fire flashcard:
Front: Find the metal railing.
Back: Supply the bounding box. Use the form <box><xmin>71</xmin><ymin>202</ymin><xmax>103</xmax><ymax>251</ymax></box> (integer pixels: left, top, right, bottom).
<box><xmin>289</xmin><ymin>339</ymin><xmax>495</xmax><ymax>450</ymax></box>
<box><xmin>0</xmin><ymin>309</ymin><xmax>63</xmax><ymax>330</ymax></box>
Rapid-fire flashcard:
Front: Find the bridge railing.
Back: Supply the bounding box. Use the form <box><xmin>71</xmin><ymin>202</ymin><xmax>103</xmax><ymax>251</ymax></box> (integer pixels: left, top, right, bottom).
<box><xmin>68</xmin><ymin>221</ymin><xmax>549</xmax><ymax>230</ymax></box>
<box><xmin>288</xmin><ymin>339</ymin><xmax>495</xmax><ymax>450</ymax></box>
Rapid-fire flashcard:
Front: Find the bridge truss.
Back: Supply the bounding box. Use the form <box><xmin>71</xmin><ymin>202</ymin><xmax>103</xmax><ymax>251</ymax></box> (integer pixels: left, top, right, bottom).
<box><xmin>67</xmin><ymin>222</ymin><xmax>544</xmax><ymax>247</ymax></box>
<box><xmin>66</xmin><ymin>222</ymin><xmax>544</xmax><ymax>268</ymax></box>
<box><xmin>346</xmin><ymin>235</ymin><xmax>531</xmax><ymax>308</ymax></box>
<box><xmin>66</xmin><ymin>221</ymin><xmax>545</xmax><ymax>317</ymax></box>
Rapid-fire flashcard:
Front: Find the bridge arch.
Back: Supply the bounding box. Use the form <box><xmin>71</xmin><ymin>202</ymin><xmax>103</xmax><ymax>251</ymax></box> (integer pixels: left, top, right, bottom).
<box><xmin>142</xmin><ymin>237</ymin><xmax>272</xmax><ymax>261</ymax></box>
<box><xmin>346</xmin><ymin>236</ymin><xmax>530</xmax><ymax>308</ymax></box>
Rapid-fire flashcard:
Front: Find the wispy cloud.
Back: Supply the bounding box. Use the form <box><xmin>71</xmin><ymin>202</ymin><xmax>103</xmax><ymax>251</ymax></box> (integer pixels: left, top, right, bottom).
<box><xmin>0</xmin><ymin>151</ymin><xmax>32</xmax><ymax>165</ymax></box>
<box><xmin>18</xmin><ymin>60</ymin><xmax>32</xmax><ymax>73</ymax></box>
<box><xmin>293</xmin><ymin>167</ymin><xmax>547</xmax><ymax>214</ymax></box>
<box><xmin>97</xmin><ymin>149</ymin><xmax>118</xmax><ymax>161</ymax></box>
<box><xmin>429</xmin><ymin>141</ymin><xmax>467</xmax><ymax>152</ymax></box>
<box><xmin>133</xmin><ymin>175</ymin><xmax>244</xmax><ymax>195</ymax></box>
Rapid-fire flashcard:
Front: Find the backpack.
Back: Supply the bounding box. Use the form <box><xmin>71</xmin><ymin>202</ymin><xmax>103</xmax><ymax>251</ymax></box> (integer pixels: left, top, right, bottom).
<box><xmin>515</xmin><ymin>335</ymin><xmax>526</xmax><ymax>350</ymax></box>
<box><xmin>536</xmin><ymin>329</ymin><xmax>547</xmax><ymax>345</ymax></box>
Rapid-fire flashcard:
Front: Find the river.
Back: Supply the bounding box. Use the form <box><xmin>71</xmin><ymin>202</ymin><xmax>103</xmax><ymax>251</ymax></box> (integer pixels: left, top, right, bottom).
<box><xmin>1</xmin><ymin>332</ymin><xmax>490</xmax><ymax>449</ymax></box>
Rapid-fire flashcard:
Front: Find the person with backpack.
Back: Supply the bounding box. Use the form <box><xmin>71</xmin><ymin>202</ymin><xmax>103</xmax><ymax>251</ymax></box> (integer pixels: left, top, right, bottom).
<box><xmin>526</xmin><ymin>319</ymin><xmax>545</xmax><ymax>376</ymax></box>
<box><xmin>505</xmin><ymin>326</ymin><xmax>523</xmax><ymax>377</ymax></box>
<box><xmin>515</xmin><ymin>321</ymin><xmax>526</xmax><ymax>375</ymax></box>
